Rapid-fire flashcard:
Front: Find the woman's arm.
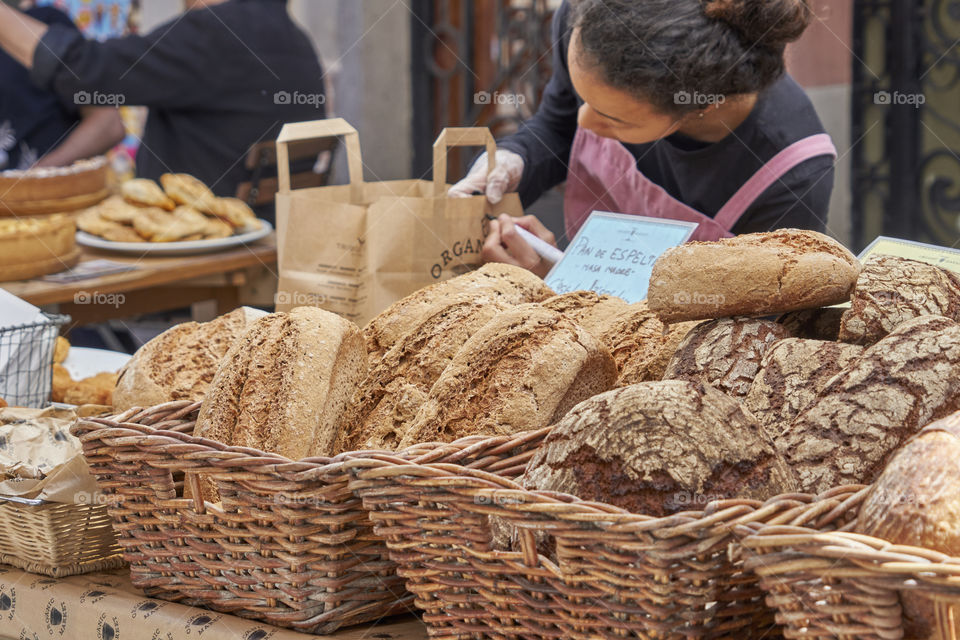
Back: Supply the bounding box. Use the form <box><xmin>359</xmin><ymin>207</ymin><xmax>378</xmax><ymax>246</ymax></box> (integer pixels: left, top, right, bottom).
<box><xmin>34</xmin><ymin>107</ymin><xmax>125</xmax><ymax>168</ymax></box>
<box><xmin>0</xmin><ymin>4</ymin><xmax>47</xmax><ymax>68</ymax></box>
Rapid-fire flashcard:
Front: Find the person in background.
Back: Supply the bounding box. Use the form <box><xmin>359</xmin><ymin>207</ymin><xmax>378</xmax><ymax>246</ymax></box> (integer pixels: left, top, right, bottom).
<box><xmin>0</xmin><ymin>5</ymin><xmax>124</xmax><ymax>170</ymax></box>
<box><xmin>0</xmin><ymin>0</ymin><xmax>326</xmax><ymax>210</ymax></box>
<box><xmin>452</xmin><ymin>0</ymin><xmax>836</xmax><ymax>277</ymax></box>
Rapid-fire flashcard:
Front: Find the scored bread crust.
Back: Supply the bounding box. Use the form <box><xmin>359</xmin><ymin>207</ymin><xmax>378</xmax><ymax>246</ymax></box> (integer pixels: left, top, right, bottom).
<box><xmin>113</xmin><ymin>307</ymin><xmax>267</xmax><ymax>411</ymax></box>
<box><xmin>396</xmin><ymin>305</ymin><xmax>617</xmax><ymax>448</ymax></box>
<box><xmin>744</xmin><ymin>338</ymin><xmax>864</xmax><ymax>437</ymax></box>
<box><xmin>336</xmin><ymin>295</ymin><xmax>510</xmax><ymax>453</ymax></box>
<box><xmin>520</xmin><ymin>381</ymin><xmax>798</xmax><ymax>517</ymax></box>
<box><xmin>540</xmin><ymin>291</ymin><xmax>629</xmax><ymax>338</ymax></box>
<box><xmin>839</xmin><ymin>255</ymin><xmax>960</xmax><ymax>345</ymax></box>
<box><xmin>662</xmin><ymin>318</ymin><xmax>794</xmax><ymax>398</ymax></box>
<box><xmin>775</xmin><ymin>315</ymin><xmax>960</xmax><ymax>494</ymax></box>
<box><xmin>363</xmin><ymin>263</ymin><xmax>554</xmax><ymax>361</ymax></box>
<box><xmin>647</xmin><ymin>229</ymin><xmax>861</xmax><ymax>323</ymax></box>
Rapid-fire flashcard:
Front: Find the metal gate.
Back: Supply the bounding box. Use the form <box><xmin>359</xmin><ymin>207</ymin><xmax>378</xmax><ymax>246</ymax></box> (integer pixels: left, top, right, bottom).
<box><xmin>852</xmin><ymin>0</ymin><xmax>960</xmax><ymax>250</ymax></box>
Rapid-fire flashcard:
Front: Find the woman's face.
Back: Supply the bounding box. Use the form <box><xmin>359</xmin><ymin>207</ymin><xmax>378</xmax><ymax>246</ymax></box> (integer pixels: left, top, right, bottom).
<box><xmin>568</xmin><ymin>28</ymin><xmax>684</xmax><ymax>144</ymax></box>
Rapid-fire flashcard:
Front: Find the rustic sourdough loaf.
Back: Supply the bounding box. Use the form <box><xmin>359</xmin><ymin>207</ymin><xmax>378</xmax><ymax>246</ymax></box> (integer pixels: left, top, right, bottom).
<box><xmin>775</xmin><ymin>315</ymin><xmax>960</xmax><ymax>494</ymax></box>
<box><xmin>857</xmin><ymin>411</ymin><xmax>960</xmax><ymax>639</ymax></box>
<box><xmin>662</xmin><ymin>318</ymin><xmax>793</xmax><ymax>398</ymax></box>
<box><xmin>777</xmin><ymin>307</ymin><xmax>846</xmax><ymax>340</ymax></box>
<box><xmin>196</xmin><ymin>306</ymin><xmax>367</xmax><ymax>461</ymax></box>
<box><xmin>113</xmin><ymin>307</ymin><xmax>267</xmax><ymax>411</ymax></box>
<box><xmin>335</xmin><ymin>295</ymin><xmax>510</xmax><ymax>452</ymax></box>
<box><xmin>839</xmin><ymin>255</ymin><xmax>960</xmax><ymax>344</ymax></box>
<box><xmin>744</xmin><ymin>338</ymin><xmax>864</xmax><ymax>437</ymax></box>
<box><xmin>521</xmin><ymin>381</ymin><xmax>798</xmax><ymax>517</ymax></box>
<box><xmin>540</xmin><ymin>291</ymin><xmax>629</xmax><ymax>338</ymax></box>
<box><xmin>648</xmin><ymin>229</ymin><xmax>860</xmax><ymax>322</ymax></box>
<box><xmin>396</xmin><ymin>304</ymin><xmax>617</xmax><ymax>448</ymax></box>
<box><xmin>364</xmin><ymin>263</ymin><xmax>554</xmax><ymax>361</ymax></box>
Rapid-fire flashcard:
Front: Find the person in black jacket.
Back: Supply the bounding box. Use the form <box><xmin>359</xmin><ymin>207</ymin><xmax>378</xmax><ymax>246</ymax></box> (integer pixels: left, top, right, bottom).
<box><xmin>0</xmin><ymin>0</ymin><xmax>326</xmax><ymax>207</ymax></box>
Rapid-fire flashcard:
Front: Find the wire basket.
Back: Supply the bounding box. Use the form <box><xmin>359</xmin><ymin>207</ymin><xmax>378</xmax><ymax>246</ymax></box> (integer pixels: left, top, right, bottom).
<box><xmin>0</xmin><ymin>313</ymin><xmax>69</xmax><ymax>408</ymax></box>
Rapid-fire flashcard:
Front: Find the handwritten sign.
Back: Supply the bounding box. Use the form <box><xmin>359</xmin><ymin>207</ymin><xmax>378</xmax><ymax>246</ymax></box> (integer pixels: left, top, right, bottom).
<box><xmin>545</xmin><ymin>212</ymin><xmax>697</xmax><ymax>302</ymax></box>
<box><xmin>859</xmin><ymin>236</ymin><xmax>960</xmax><ymax>275</ymax></box>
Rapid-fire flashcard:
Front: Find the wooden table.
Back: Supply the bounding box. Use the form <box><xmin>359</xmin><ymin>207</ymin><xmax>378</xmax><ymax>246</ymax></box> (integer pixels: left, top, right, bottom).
<box><xmin>1</xmin><ymin>237</ymin><xmax>277</xmax><ymax>324</ymax></box>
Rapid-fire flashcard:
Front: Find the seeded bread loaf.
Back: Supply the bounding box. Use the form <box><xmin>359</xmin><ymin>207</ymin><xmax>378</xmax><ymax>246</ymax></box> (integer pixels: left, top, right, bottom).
<box><xmin>396</xmin><ymin>305</ymin><xmax>617</xmax><ymax>448</ymax></box>
<box><xmin>648</xmin><ymin>229</ymin><xmax>860</xmax><ymax>323</ymax></box>
<box><xmin>364</xmin><ymin>263</ymin><xmax>554</xmax><ymax>361</ymax></box>
<box><xmin>744</xmin><ymin>338</ymin><xmax>864</xmax><ymax>436</ymax></box>
<box><xmin>521</xmin><ymin>381</ymin><xmax>798</xmax><ymax>517</ymax></box>
<box><xmin>335</xmin><ymin>295</ymin><xmax>509</xmax><ymax>452</ymax></box>
<box><xmin>839</xmin><ymin>255</ymin><xmax>960</xmax><ymax>345</ymax></box>
<box><xmin>775</xmin><ymin>315</ymin><xmax>960</xmax><ymax>494</ymax></box>
<box><xmin>540</xmin><ymin>291</ymin><xmax>629</xmax><ymax>338</ymax></box>
<box><xmin>777</xmin><ymin>307</ymin><xmax>846</xmax><ymax>340</ymax></box>
<box><xmin>113</xmin><ymin>307</ymin><xmax>267</xmax><ymax>411</ymax></box>
<box><xmin>662</xmin><ymin>318</ymin><xmax>793</xmax><ymax>398</ymax></box>
<box><xmin>857</xmin><ymin>411</ymin><xmax>960</xmax><ymax>639</ymax></box>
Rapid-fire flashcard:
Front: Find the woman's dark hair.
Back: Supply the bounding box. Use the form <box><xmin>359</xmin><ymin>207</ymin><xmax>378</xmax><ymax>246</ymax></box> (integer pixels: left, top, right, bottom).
<box><xmin>572</xmin><ymin>0</ymin><xmax>812</xmax><ymax>116</ymax></box>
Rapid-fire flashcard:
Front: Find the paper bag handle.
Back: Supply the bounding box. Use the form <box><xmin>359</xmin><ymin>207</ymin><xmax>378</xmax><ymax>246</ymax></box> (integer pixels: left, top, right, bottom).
<box><xmin>432</xmin><ymin>128</ymin><xmax>497</xmax><ymax>198</ymax></box>
<box><xmin>276</xmin><ymin>118</ymin><xmax>364</xmax><ymax>200</ymax></box>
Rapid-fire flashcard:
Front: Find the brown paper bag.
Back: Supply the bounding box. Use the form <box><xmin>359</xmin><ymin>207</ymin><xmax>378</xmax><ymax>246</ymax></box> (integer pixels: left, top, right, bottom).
<box><xmin>275</xmin><ymin>119</ymin><xmax>523</xmax><ymax>325</ymax></box>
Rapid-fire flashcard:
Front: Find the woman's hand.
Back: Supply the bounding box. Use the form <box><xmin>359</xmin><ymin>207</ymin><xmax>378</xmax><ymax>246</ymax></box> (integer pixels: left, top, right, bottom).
<box><xmin>481</xmin><ymin>213</ymin><xmax>558</xmax><ymax>279</ymax></box>
<box><xmin>448</xmin><ymin>149</ymin><xmax>525</xmax><ymax>204</ymax></box>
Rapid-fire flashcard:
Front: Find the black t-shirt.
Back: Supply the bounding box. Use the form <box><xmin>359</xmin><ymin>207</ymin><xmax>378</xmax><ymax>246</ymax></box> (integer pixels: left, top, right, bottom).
<box><xmin>498</xmin><ymin>1</ymin><xmax>835</xmax><ymax>235</ymax></box>
<box><xmin>0</xmin><ymin>7</ymin><xmax>79</xmax><ymax>171</ymax></box>
<box><xmin>33</xmin><ymin>0</ymin><xmax>326</xmax><ymax>198</ymax></box>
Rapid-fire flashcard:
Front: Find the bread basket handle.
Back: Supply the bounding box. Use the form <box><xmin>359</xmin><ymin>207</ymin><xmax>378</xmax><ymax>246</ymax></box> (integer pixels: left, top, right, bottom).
<box><xmin>276</xmin><ymin>118</ymin><xmax>364</xmax><ymax>201</ymax></box>
<box><xmin>432</xmin><ymin>127</ymin><xmax>497</xmax><ymax>198</ymax></box>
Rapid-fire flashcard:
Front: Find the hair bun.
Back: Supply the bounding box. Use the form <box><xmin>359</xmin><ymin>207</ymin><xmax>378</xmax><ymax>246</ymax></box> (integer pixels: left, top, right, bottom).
<box><xmin>705</xmin><ymin>0</ymin><xmax>812</xmax><ymax>49</ymax></box>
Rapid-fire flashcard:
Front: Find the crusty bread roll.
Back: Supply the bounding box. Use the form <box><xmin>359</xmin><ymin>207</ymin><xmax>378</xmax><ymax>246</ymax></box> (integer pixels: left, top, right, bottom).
<box><xmin>857</xmin><ymin>411</ymin><xmax>960</xmax><ymax>640</ymax></box>
<box><xmin>540</xmin><ymin>291</ymin><xmax>629</xmax><ymax>338</ymax></box>
<box><xmin>744</xmin><ymin>338</ymin><xmax>864</xmax><ymax>436</ymax></box>
<box><xmin>195</xmin><ymin>307</ymin><xmax>367</xmax><ymax>463</ymax></box>
<box><xmin>113</xmin><ymin>307</ymin><xmax>267</xmax><ymax>411</ymax></box>
<box><xmin>840</xmin><ymin>255</ymin><xmax>960</xmax><ymax>345</ymax></box>
<box><xmin>521</xmin><ymin>381</ymin><xmax>798</xmax><ymax>516</ymax></box>
<box><xmin>663</xmin><ymin>318</ymin><xmax>793</xmax><ymax>398</ymax></box>
<box><xmin>364</xmin><ymin>263</ymin><xmax>554</xmax><ymax>362</ymax></box>
<box><xmin>335</xmin><ymin>295</ymin><xmax>510</xmax><ymax>452</ymax></box>
<box><xmin>776</xmin><ymin>315</ymin><xmax>960</xmax><ymax>494</ymax></box>
<box><xmin>648</xmin><ymin>229</ymin><xmax>860</xmax><ymax>323</ymax></box>
<box><xmin>396</xmin><ymin>305</ymin><xmax>617</xmax><ymax>448</ymax></box>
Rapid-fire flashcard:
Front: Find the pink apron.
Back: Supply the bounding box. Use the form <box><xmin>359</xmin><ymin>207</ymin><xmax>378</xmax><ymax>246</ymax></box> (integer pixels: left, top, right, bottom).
<box><xmin>563</xmin><ymin>127</ymin><xmax>838</xmax><ymax>242</ymax></box>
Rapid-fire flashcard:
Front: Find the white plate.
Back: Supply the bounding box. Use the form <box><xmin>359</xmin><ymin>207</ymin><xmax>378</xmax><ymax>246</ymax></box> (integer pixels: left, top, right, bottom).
<box><xmin>62</xmin><ymin>346</ymin><xmax>131</xmax><ymax>379</ymax></box>
<box><xmin>75</xmin><ymin>220</ymin><xmax>272</xmax><ymax>256</ymax></box>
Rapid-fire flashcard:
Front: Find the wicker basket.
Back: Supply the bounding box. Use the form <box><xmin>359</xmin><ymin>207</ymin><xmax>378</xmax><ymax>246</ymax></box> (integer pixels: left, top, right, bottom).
<box><xmin>70</xmin><ymin>401</ymin><xmax>417</xmax><ymax>634</ymax></box>
<box><xmin>346</xmin><ymin>430</ymin><xmax>816</xmax><ymax>640</ymax></box>
<box><xmin>738</xmin><ymin>485</ymin><xmax>960</xmax><ymax>640</ymax></box>
<box><xmin>0</xmin><ymin>494</ymin><xmax>123</xmax><ymax>577</ymax></box>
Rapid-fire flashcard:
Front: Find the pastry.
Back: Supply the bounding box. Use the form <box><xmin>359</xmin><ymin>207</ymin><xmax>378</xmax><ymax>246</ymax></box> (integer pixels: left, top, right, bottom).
<box><xmin>53</xmin><ymin>336</ymin><xmax>69</xmax><ymax>365</ymax></box>
<box><xmin>96</xmin><ymin>195</ymin><xmax>144</xmax><ymax>223</ymax></box>
<box><xmin>203</xmin><ymin>217</ymin><xmax>234</xmax><ymax>239</ymax></box>
<box><xmin>160</xmin><ymin>173</ymin><xmax>218</xmax><ymax>214</ymax></box>
<box><xmin>132</xmin><ymin>206</ymin><xmax>209</xmax><ymax>242</ymax></box>
<box><xmin>210</xmin><ymin>197</ymin><xmax>260</xmax><ymax>229</ymax></box>
<box><xmin>121</xmin><ymin>179</ymin><xmax>176</xmax><ymax>211</ymax></box>
<box><xmin>76</xmin><ymin>208</ymin><xmax>144</xmax><ymax>243</ymax></box>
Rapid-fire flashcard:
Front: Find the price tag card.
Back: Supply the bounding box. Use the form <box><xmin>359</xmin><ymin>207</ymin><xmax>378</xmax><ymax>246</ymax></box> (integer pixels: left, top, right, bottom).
<box><xmin>545</xmin><ymin>212</ymin><xmax>697</xmax><ymax>302</ymax></box>
<box><xmin>859</xmin><ymin>236</ymin><xmax>960</xmax><ymax>275</ymax></box>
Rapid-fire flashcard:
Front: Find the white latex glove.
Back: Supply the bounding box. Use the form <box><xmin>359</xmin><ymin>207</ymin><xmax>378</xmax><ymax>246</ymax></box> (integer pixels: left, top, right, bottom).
<box><xmin>448</xmin><ymin>149</ymin><xmax>525</xmax><ymax>205</ymax></box>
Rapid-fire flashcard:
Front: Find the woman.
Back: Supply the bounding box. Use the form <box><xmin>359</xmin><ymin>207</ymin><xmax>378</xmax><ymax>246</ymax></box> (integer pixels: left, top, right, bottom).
<box><xmin>452</xmin><ymin>0</ymin><xmax>836</xmax><ymax>277</ymax></box>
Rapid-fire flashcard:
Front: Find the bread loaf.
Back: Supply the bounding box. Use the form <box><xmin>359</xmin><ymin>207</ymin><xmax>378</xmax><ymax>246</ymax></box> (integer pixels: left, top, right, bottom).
<box><xmin>335</xmin><ymin>295</ymin><xmax>510</xmax><ymax>452</ymax></box>
<box><xmin>857</xmin><ymin>411</ymin><xmax>960</xmax><ymax>639</ymax></box>
<box><xmin>540</xmin><ymin>291</ymin><xmax>628</xmax><ymax>338</ymax></box>
<box><xmin>662</xmin><ymin>318</ymin><xmax>793</xmax><ymax>398</ymax></box>
<box><xmin>777</xmin><ymin>307</ymin><xmax>846</xmax><ymax>340</ymax></box>
<box><xmin>364</xmin><ymin>263</ymin><xmax>554</xmax><ymax>361</ymax></box>
<box><xmin>839</xmin><ymin>255</ymin><xmax>960</xmax><ymax>345</ymax></box>
<box><xmin>113</xmin><ymin>307</ymin><xmax>267</xmax><ymax>410</ymax></box>
<box><xmin>744</xmin><ymin>339</ymin><xmax>864</xmax><ymax>436</ymax></box>
<box><xmin>521</xmin><ymin>381</ymin><xmax>798</xmax><ymax>517</ymax></box>
<box><xmin>775</xmin><ymin>315</ymin><xmax>960</xmax><ymax>494</ymax></box>
<box><xmin>397</xmin><ymin>305</ymin><xmax>617</xmax><ymax>448</ymax></box>
<box><xmin>196</xmin><ymin>307</ymin><xmax>367</xmax><ymax>461</ymax></box>
<box><xmin>648</xmin><ymin>229</ymin><xmax>860</xmax><ymax>322</ymax></box>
